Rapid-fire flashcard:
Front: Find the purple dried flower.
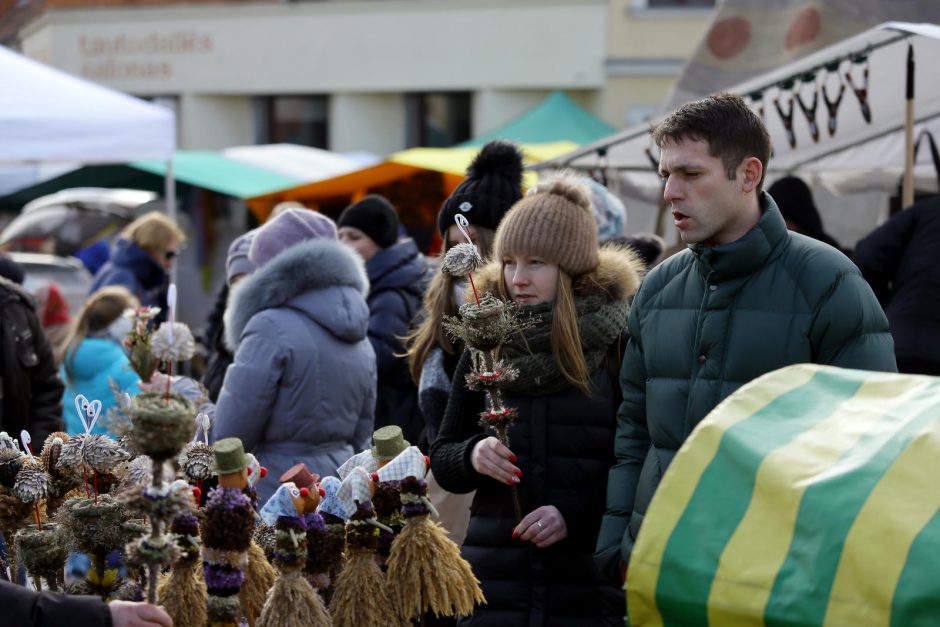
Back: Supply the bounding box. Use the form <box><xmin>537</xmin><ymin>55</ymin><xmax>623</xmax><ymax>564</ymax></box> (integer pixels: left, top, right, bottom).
<box><xmin>203</xmin><ymin>563</ymin><xmax>245</xmax><ymax>590</ymax></box>
<box><xmin>302</xmin><ymin>512</ymin><xmax>326</xmax><ymax>532</ymax></box>
<box><xmin>206</xmin><ymin>486</ymin><xmax>251</xmax><ymax>510</ymax></box>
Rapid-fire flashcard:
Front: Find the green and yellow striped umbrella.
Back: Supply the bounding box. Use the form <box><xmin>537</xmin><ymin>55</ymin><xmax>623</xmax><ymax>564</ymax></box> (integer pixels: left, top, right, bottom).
<box><xmin>627</xmin><ymin>364</ymin><xmax>940</xmax><ymax>627</ymax></box>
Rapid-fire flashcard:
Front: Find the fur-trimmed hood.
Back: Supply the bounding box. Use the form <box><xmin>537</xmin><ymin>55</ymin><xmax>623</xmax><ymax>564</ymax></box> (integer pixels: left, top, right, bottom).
<box><xmin>224</xmin><ymin>239</ymin><xmax>370</xmax><ymax>351</ymax></box>
<box><xmin>473</xmin><ymin>244</ymin><xmax>643</xmax><ymax>303</ymax></box>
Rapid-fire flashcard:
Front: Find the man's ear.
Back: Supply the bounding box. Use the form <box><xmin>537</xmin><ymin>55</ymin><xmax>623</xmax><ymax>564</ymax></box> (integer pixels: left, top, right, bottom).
<box><xmin>739</xmin><ymin>157</ymin><xmax>763</xmax><ymax>193</ymax></box>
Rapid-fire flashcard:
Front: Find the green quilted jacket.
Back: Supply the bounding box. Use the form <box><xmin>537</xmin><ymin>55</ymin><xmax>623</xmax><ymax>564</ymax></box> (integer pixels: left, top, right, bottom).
<box><xmin>594</xmin><ymin>194</ymin><xmax>897</xmax><ymax>582</ymax></box>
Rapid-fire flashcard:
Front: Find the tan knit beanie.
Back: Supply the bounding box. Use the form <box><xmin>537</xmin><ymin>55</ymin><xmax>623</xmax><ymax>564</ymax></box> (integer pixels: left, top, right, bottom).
<box><xmin>494</xmin><ymin>172</ymin><xmax>599</xmax><ymax>276</ymax></box>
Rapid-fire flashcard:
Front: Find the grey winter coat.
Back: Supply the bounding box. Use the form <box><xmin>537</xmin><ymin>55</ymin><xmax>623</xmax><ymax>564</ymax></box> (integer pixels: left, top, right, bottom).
<box><xmin>214</xmin><ymin>239</ymin><xmax>377</xmax><ymax>503</ymax></box>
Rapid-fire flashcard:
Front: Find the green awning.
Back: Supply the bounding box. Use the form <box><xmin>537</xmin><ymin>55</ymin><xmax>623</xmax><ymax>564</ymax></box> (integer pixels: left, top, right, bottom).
<box><xmin>0</xmin><ymin>151</ymin><xmax>302</xmax><ymax>212</ymax></box>
<box><xmin>131</xmin><ymin>151</ymin><xmax>301</xmax><ymax>199</ymax></box>
<box><xmin>458</xmin><ymin>91</ymin><xmax>617</xmax><ymax>148</ymax></box>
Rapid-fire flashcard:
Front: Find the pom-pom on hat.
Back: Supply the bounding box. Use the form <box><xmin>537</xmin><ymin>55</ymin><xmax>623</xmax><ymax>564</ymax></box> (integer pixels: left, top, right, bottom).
<box><xmin>249</xmin><ymin>208</ymin><xmax>337</xmax><ymax>267</ymax></box>
<box><xmin>495</xmin><ymin>172</ymin><xmax>600</xmax><ymax>277</ymax></box>
<box><xmin>438</xmin><ymin>140</ymin><xmax>524</xmax><ymax>235</ymax></box>
<box><xmin>337</xmin><ymin>195</ymin><xmax>400</xmax><ymax>249</ymax></box>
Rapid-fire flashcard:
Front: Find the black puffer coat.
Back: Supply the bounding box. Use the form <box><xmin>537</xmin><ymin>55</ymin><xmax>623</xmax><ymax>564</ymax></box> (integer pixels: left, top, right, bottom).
<box><xmin>0</xmin><ymin>278</ymin><xmax>64</xmax><ymax>445</ymax></box>
<box><xmin>1</xmin><ymin>580</ymin><xmax>111</xmax><ymax>627</ymax></box>
<box><xmin>854</xmin><ymin>195</ymin><xmax>940</xmax><ymax>375</ymax></box>
<box><xmin>365</xmin><ymin>238</ymin><xmax>431</xmax><ymax>443</ymax></box>
<box><xmin>430</xmin><ymin>248</ymin><xmax>642</xmax><ymax>626</ymax></box>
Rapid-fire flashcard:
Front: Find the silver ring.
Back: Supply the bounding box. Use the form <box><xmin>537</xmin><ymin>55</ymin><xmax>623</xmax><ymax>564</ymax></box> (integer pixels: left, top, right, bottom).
<box><xmin>536</xmin><ymin>520</ymin><xmax>544</xmax><ymax>531</ymax></box>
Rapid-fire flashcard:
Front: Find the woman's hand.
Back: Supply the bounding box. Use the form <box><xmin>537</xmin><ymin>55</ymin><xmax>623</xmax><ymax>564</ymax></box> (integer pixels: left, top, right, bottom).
<box><xmin>513</xmin><ymin>505</ymin><xmax>567</xmax><ymax>548</ymax></box>
<box><xmin>138</xmin><ymin>372</ymin><xmax>169</xmax><ymax>393</ymax></box>
<box><xmin>470</xmin><ymin>436</ymin><xmax>520</xmax><ymax>486</ymax></box>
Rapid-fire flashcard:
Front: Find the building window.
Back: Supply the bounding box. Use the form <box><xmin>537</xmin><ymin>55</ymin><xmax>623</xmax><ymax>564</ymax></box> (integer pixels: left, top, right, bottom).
<box><xmin>256</xmin><ymin>95</ymin><xmax>329</xmax><ymax>148</ymax></box>
<box><xmin>405</xmin><ymin>92</ymin><xmax>471</xmax><ymax>148</ymax></box>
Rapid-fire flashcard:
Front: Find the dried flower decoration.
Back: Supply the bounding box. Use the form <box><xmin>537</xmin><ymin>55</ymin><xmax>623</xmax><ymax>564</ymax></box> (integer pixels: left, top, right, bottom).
<box><xmin>124</xmin><ymin>307</ymin><xmax>161</xmax><ymax>383</ymax></box>
<box><xmin>441</xmin><ymin>242</ymin><xmax>483</xmax><ymax>277</ymax></box>
<box><xmin>151</xmin><ymin>322</ymin><xmax>195</xmax><ymax>363</ymax></box>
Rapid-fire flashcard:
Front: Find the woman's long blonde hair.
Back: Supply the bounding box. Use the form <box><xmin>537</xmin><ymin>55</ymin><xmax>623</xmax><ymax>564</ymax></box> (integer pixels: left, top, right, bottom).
<box><xmin>404</xmin><ymin>226</ymin><xmax>496</xmax><ymax>384</ymax></box>
<box><xmin>496</xmin><ymin>267</ymin><xmax>593</xmax><ymax>396</ymax></box>
<box><xmin>63</xmin><ymin>286</ymin><xmax>139</xmax><ymax>384</ymax></box>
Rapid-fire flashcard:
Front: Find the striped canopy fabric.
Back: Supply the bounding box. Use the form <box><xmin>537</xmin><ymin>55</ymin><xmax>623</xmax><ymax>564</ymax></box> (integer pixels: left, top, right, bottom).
<box><xmin>627</xmin><ymin>364</ymin><xmax>940</xmax><ymax>627</ymax></box>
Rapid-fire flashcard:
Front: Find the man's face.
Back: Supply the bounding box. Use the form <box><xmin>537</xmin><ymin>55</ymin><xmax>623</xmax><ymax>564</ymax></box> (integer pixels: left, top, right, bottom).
<box><xmin>659</xmin><ymin>138</ymin><xmax>752</xmax><ymax>246</ymax></box>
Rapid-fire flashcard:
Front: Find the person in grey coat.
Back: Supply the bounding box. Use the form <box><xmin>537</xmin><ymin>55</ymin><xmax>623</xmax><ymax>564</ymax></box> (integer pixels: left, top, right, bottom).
<box><xmin>214</xmin><ymin>208</ymin><xmax>377</xmax><ymax>503</ymax></box>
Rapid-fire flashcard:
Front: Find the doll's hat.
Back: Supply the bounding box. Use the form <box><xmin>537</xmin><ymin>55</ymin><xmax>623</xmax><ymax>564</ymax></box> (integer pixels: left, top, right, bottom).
<box><xmin>371</xmin><ymin>426</ymin><xmax>410</xmax><ymax>462</ymax></box>
<box><xmin>279</xmin><ymin>462</ymin><xmax>319</xmax><ymax>489</ymax></box>
<box><xmin>211</xmin><ymin>437</ymin><xmax>251</xmax><ymax>475</ymax></box>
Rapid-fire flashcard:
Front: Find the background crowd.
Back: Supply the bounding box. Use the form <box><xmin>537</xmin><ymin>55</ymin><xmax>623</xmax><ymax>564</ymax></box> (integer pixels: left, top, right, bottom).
<box><xmin>0</xmin><ymin>92</ymin><xmax>937</xmax><ymax>623</ymax></box>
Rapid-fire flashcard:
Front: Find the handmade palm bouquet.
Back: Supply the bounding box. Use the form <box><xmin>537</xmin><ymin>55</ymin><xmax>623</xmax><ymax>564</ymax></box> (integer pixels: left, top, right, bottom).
<box><xmin>116</xmin><ymin>284</ymin><xmax>198</xmax><ymax>603</ymax></box>
<box><xmin>440</xmin><ymin>215</ymin><xmax>534</xmax><ymax>520</ymax></box>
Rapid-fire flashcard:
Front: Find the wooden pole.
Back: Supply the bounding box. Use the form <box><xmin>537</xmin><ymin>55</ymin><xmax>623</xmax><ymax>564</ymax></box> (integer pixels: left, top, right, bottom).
<box><xmin>902</xmin><ymin>42</ymin><xmax>915</xmax><ymax>208</ymax></box>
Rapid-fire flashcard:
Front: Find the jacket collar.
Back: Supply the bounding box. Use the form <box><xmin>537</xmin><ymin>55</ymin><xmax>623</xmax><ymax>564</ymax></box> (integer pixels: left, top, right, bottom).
<box><xmin>365</xmin><ymin>238</ymin><xmax>425</xmax><ymax>290</ymax></box>
<box><xmin>224</xmin><ymin>238</ymin><xmax>369</xmax><ymax>350</ymax></box>
<box><xmin>690</xmin><ymin>192</ymin><xmax>789</xmax><ymax>282</ymax></box>
<box><xmin>111</xmin><ymin>239</ymin><xmax>165</xmax><ymax>289</ymax></box>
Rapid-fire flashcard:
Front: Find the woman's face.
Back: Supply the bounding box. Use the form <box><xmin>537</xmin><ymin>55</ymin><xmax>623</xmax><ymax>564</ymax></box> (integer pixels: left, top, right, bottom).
<box><xmin>155</xmin><ymin>238</ymin><xmax>180</xmax><ymax>271</ymax></box>
<box><xmin>502</xmin><ymin>255</ymin><xmax>559</xmax><ymax>306</ymax></box>
<box><xmin>338</xmin><ymin>226</ymin><xmax>380</xmax><ymax>262</ymax></box>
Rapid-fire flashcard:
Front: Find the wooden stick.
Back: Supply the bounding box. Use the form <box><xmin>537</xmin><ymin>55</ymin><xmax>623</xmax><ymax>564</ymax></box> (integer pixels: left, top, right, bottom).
<box><xmin>903</xmin><ymin>42</ymin><xmax>916</xmax><ymax>208</ymax></box>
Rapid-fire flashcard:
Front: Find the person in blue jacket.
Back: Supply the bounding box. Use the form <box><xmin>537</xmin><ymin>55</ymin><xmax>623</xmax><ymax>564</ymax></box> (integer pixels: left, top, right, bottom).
<box><xmin>61</xmin><ymin>286</ymin><xmax>141</xmax><ymax>435</ymax></box>
<box><xmin>90</xmin><ymin>211</ymin><xmax>184</xmax><ymax>318</ymax></box>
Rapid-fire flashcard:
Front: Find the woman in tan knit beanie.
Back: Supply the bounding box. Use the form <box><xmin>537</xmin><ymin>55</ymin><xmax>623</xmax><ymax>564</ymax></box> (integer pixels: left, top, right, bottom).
<box><xmin>430</xmin><ymin>172</ymin><xmax>645</xmax><ymax>626</ymax></box>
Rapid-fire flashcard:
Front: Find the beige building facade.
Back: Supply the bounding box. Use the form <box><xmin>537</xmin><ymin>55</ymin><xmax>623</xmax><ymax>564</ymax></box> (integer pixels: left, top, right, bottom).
<box><xmin>17</xmin><ymin>0</ymin><xmax>712</xmax><ymax>154</ymax></box>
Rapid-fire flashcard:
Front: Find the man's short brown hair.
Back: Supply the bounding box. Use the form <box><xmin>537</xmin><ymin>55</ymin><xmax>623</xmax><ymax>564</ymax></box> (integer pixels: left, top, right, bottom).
<box><xmin>652</xmin><ymin>92</ymin><xmax>772</xmax><ymax>192</ymax></box>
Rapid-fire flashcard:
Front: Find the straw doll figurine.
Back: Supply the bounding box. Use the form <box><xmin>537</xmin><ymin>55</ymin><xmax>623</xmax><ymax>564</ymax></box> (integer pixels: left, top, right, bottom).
<box><xmin>311</xmin><ymin>475</ymin><xmax>347</xmax><ymax>601</ymax></box>
<box><xmin>329</xmin><ymin>467</ymin><xmax>400</xmax><ymax>627</ymax></box>
<box><xmin>383</xmin><ymin>446</ymin><xmax>484</xmax><ymax>621</ymax></box>
<box><xmin>202</xmin><ymin>438</ymin><xmax>257</xmax><ymax>627</ymax></box>
<box><xmin>157</xmin><ymin>486</ymin><xmax>207</xmax><ymax>627</ymax></box>
<box><xmin>256</xmin><ymin>481</ymin><xmax>331</xmax><ymax>627</ymax></box>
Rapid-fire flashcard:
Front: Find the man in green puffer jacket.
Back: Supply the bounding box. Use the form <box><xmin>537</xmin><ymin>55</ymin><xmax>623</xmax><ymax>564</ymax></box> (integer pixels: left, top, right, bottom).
<box><xmin>594</xmin><ymin>93</ymin><xmax>897</xmax><ymax>584</ymax></box>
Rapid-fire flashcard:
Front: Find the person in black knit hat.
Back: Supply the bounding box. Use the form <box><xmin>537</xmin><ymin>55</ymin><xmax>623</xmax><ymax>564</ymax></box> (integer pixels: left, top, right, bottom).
<box><xmin>401</xmin><ymin>141</ymin><xmax>524</xmax><ymax>570</ymax></box>
<box><xmin>437</xmin><ymin>140</ymin><xmax>525</xmax><ymax>239</ymax></box>
<box><xmin>406</xmin><ymin>140</ymin><xmax>525</xmax><ymax>446</ymax></box>
<box><xmin>338</xmin><ymin>195</ymin><xmax>432</xmax><ymax>445</ymax></box>
<box><xmin>337</xmin><ymin>195</ymin><xmax>400</xmax><ymax>256</ymax></box>
<box><xmin>767</xmin><ymin>176</ymin><xmax>845</xmax><ymax>252</ymax></box>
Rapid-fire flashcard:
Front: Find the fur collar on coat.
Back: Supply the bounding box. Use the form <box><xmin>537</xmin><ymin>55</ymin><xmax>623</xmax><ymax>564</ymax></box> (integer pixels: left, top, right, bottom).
<box><xmin>224</xmin><ymin>239</ymin><xmax>369</xmax><ymax>352</ymax></box>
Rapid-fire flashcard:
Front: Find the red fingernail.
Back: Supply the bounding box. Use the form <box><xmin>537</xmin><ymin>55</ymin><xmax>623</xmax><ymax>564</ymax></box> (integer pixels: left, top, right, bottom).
<box><xmin>514</xmin><ymin>469</ymin><xmax>523</xmax><ymax>478</ymax></box>
<box><xmin>509</xmin><ymin>454</ymin><xmax>517</xmax><ymax>462</ymax></box>
<box><xmin>506</xmin><ymin>479</ymin><xmax>515</xmax><ymax>486</ymax></box>
<box><xmin>512</xmin><ymin>531</ymin><xmax>520</xmax><ymax>539</ymax></box>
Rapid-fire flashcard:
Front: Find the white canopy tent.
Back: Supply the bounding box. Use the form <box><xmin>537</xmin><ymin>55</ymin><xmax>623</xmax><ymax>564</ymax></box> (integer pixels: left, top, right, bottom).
<box><xmin>0</xmin><ymin>45</ymin><xmax>177</xmax><ymax>220</ymax></box>
<box><xmin>536</xmin><ymin>22</ymin><xmax>940</xmax><ymax>245</ymax></box>
<box><xmin>222</xmin><ymin>143</ymin><xmax>366</xmax><ymax>183</ymax></box>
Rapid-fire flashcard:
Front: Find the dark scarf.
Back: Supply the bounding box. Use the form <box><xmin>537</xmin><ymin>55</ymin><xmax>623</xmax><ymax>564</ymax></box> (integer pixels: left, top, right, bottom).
<box><xmin>499</xmin><ymin>291</ymin><xmax>629</xmax><ymax>395</ymax></box>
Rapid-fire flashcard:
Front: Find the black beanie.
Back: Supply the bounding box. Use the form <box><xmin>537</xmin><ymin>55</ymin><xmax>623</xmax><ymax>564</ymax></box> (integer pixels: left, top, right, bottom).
<box><xmin>437</xmin><ymin>140</ymin><xmax>524</xmax><ymax>235</ymax></box>
<box><xmin>767</xmin><ymin>176</ymin><xmax>824</xmax><ymax>237</ymax></box>
<box><xmin>338</xmin><ymin>195</ymin><xmax>400</xmax><ymax>249</ymax></box>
